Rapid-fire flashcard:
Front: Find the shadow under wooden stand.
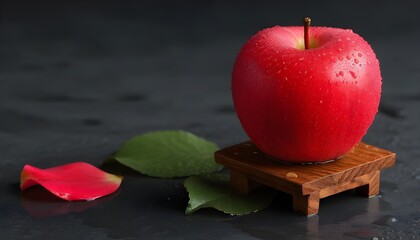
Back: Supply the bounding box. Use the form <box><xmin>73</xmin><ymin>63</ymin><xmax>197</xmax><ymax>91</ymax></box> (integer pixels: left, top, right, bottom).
<box><xmin>215</xmin><ymin>141</ymin><xmax>396</xmax><ymax>216</ymax></box>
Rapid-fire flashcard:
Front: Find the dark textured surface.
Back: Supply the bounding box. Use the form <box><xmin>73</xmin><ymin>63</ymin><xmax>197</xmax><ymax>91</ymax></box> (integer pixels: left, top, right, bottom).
<box><xmin>0</xmin><ymin>1</ymin><xmax>419</xmax><ymax>239</ymax></box>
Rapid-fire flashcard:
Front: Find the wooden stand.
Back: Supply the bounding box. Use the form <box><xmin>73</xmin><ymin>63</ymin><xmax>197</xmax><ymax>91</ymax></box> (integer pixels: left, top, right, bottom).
<box><xmin>215</xmin><ymin>141</ymin><xmax>396</xmax><ymax>216</ymax></box>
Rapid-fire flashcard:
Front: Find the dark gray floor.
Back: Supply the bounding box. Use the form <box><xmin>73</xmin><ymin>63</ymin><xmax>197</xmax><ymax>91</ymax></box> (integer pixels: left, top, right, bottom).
<box><xmin>0</xmin><ymin>1</ymin><xmax>419</xmax><ymax>239</ymax></box>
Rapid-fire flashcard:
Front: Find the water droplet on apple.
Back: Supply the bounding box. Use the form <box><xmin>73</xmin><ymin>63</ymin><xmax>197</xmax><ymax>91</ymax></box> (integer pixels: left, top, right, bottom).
<box><xmin>284</xmin><ymin>77</ymin><xmax>288</xmax><ymax>81</ymax></box>
<box><xmin>338</xmin><ymin>38</ymin><xmax>342</xmax><ymax>42</ymax></box>
<box><xmin>338</xmin><ymin>48</ymin><xmax>342</xmax><ymax>51</ymax></box>
<box><xmin>349</xmin><ymin>71</ymin><xmax>357</xmax><ymax>79</ymax></box>
<box><xmin>367</xmin><ymin>61</ymin><xmax>371</xmax><ymax>65</ymax></box>
<box><xmin>359</xmin><ymin>64</ymin><xmax>362</xmax><ymax>67</ymax></box>
<box><xmin>346</xmin><ymin>37</ymin><xmax>351</xmax><ymax>41</ymax></box>
<box><xmin>358</xmin><ymin>53</ymin><xmax>363</xmax><ymax>57</ymax></box>
<box><xmin>338</xmin><ymin>56</ymin><xmax>344</xmax><ymax>61</ymax></box>
<box><xmin>346</xmin><ymin>55</ymin><xmax>351</xmax><ymax>60</ymax></box>
<box><xmin>282</xmin><ymin>61</ymin><xmax>286</xmax><ymax>65</ymax></box>
<box><xmin>355</xmin><ymin>81</ymin><xmax>358</xmax><ymax>84</ymax></box>
<box><xmin>320</xmin><ymin>100</ymin><xmax>323</xmax><ymax>103</ymax></box>
<box><xmin>339</xmin><ymin>71</ymin><xmax>344</xmax><ymax>76</ymax></box>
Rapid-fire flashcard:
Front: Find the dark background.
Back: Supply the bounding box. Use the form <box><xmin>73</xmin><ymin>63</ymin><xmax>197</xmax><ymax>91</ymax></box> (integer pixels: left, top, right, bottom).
<box><xmin>0</xmin><ymin>1</ymin><xmax>419</xmax><ymax>239</ymax></box>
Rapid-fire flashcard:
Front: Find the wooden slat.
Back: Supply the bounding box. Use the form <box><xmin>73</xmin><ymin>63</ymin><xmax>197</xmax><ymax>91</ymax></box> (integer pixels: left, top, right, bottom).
<box><xmin>215</xmin><ymin>141</ymin><xmax>396</xmax><ymax>216</ymax></box>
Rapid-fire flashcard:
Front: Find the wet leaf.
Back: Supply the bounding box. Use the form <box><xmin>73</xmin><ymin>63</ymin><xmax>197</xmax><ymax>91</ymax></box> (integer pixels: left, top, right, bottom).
<box><xmin>184</xmin><ymin>173</ymin><xmax>273</xmax><ymax>215</ymax></box>
<box><xmin>115</xmin><ymin>130</ymin><xmax>222</xmax><ymax>178</ymax></box>
<box><xmin>20</xmin><ymin>162</ymin><xmax>123</xmax><ymax>201</ymax></box>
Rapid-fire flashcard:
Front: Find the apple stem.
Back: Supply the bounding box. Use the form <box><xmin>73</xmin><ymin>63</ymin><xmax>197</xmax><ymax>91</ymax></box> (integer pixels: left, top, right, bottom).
<box><xmin>303</xmin><ymin>17</ymin><xmax>311</xmax><ymax>50</ymax></box>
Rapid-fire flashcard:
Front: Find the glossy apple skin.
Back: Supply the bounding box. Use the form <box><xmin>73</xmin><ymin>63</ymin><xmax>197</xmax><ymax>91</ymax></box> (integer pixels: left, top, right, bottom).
<box><xmin>232</xmin><ymin>26</ymin><xmax>381</xmax><ymax>162</ymax></box>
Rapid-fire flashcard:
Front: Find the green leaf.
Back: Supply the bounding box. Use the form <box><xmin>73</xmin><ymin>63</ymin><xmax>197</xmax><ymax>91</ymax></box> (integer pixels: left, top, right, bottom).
<box><xmin>114</xmin><ymin>130</ymin><xmax>222</xmax><ymax>178</ymax></box>
<box><xmin>184</xmin><ymin>173</ymin><xmax>273</xmax><ymax>215</ymax></box>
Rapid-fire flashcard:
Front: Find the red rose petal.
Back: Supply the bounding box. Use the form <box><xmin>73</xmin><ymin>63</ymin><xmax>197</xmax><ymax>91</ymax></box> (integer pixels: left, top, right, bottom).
<box><xmin>20</xmin><ymin>162</ymin><xmax>123</xmax><ymax>201</ymax></box>
<box><xmin>21</xmin><ymin>186</ymin><xmax>117</xmax><ymax>217</ymax></box>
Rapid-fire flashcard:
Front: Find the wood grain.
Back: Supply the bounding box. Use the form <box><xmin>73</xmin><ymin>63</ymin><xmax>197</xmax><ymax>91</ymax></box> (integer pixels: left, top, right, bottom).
<box><xmin>215</xmin><ymin>141</ymin><xmax>396</xmax><ymax>216</ymax></box>
<box><xmin>230</xmin><ymin>170</ymin><xmax>261</xmax><ymax>194</ymax></box>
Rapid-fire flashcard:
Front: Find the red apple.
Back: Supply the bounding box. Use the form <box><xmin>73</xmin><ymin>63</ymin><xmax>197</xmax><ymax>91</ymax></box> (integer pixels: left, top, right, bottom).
<box><xmin>232</xmin><ymin>23</ymin><xmax>382</xmax><ymax>163</ymax></box>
